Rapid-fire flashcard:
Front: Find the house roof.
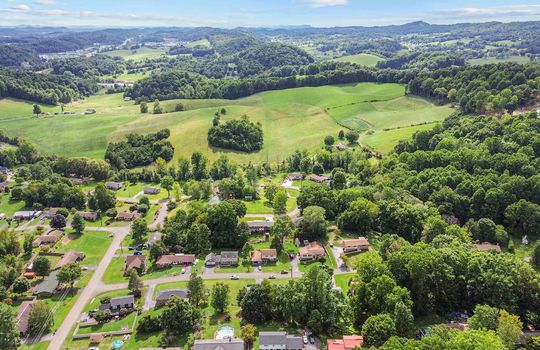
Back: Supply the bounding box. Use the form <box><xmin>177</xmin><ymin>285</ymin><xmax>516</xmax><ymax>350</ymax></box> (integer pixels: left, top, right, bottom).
<box><xmin>246</xmin><ymin>220</ymin><xmax>273</xmax><ymax>228</ymax></box>
<box><xmin>144</xmin><ymin>187</ymin><xmax>160</xmax><ymax>193</ymax></box>
<box><xmin>80</xmin><ymin>211</ymin><xmax>98</xmax><ymax>219</ymax></box>
<box><xmin>327</xmin><ymin>339</ymin><xmax>345</xmax><ymax>350</ymax></box>
<box><xmin>89</xmin><ymin>333</ymin><xmax>105</xmax><ymax>343</ymax></box>
<box><xmin>125</xmin><ymin>255</ymin><xmax>146</xmax><ymax>270</ymax></box>
<box><xmin>342</xmin><ymin>237</ymin><xmax>370</xmax><ymax>247</ymax></box>
<box><xmin>299</xmin><ymin>241</ymin><xmax>325</xmax><ymax>256</ymax></box>
<box><xmin>156</xmin><ymin>254</ymin><xmax>196</xmax><ymax>265</ymax></box>
<box><xmin>17</xmin><ymin>299</ymin><xmax>36</xmax><ymax>334</ymax></box>
<box><xmin>287</xmin><ymin>173</ymin><xmax>305</xmax><ymax>180</ymax></box>
<box><xmin>251</xmin><ymin>250</ymin><xmax>262</xmax><ymax>263</ymax></box>
<box><xmin>108</xmin><ymin>295</ymin><xmax>135</xmax><ymax>309</ymax></box>
<box><xmin>220</xmin><ymin>251</ymin><xmax>238</xmax><ymax>263</ymax></box>
<box><xmin>56</xmin><ymin>250</ymin><xmax>84</xmax><ymax>269</ymax></box>
<box><xmin>106</xmin><ymin>181</ymin><xmax>122</xmax><ymax>188</ymax></box>
<box><xmin>206</xmin><ymin>252</ymin><xmax>220</xmax><ymax>264</ymax></box>
<box><xmin>156</xmin><ymin>289</ymin><xmax>188</xmax><ymax>301</ymax></box>
<box><xmin>193</xmin><ymin>339</ymin><xmax>245</xmax><ymax>350</ymax></box>
<box><xmin>343</xmin><ymin>335</ymin><xmax>364</xmax><ymax>349</ymax></box>
<box><xmin>310</xmin><ymin>174</ymin><xmax>330</xmax><ymax>183</ymax></box>
<box><xmin>13</xmin><ymin>211</ymin><xmax>36</xmax><ymax>217</ymax></box>
<box><xmin>475</xmin><ymin>242</ymin><xmax>501</xmax><ymax>252</ymax></box>
<box><xmin>117</xmin><ymin>211</ymin><xmax>140</xmax><ymax>220</ymax></box>
<box><xmin>34</xmin><ymin>270</ymin><xmax>59</xmax><ymax>295</ymax></box>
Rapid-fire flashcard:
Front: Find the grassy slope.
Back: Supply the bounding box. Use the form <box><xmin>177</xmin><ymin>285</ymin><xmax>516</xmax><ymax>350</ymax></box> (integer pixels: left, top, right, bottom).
<box><xmin>0</xmin><ymin>83</ymin><xmax>452</xmax><ymax>161</ymax></box>
<box><xmin>333</xmin><ymin>53</ymin><xmax>385</xmax><ymax>67</ymax></box>
<box><xmin>104</xmin><ymin>47</ymin><xmax>170</xmax><ymax>61</ymax></box>
<box><xmin>468</xmin><ymin>55</ymin><xmax>531</xmax><ymax>65</ymax></box>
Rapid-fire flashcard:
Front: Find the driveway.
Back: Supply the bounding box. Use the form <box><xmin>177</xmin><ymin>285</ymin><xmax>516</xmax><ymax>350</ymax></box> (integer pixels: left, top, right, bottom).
<box><xmin>331</xmin><ymin>246</ymin><xmax>350</xmax><ymax>273</ymax></box>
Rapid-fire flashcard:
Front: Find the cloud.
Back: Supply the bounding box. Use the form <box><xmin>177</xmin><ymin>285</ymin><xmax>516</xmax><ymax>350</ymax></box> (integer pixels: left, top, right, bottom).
<box><xmin>45</xmin><ymin>8</ymin><xmax>66</xmax><ymax>15</ymax></box>
<box><xmin>303</xmin><ymin>0</ymin><xmax>348</xmax><ymax>8</ymax></box>
<box><xmin>11</xmin><ymin>4</ymin><xmax>30</xmax><ymax>12</ymax></box>
<box><xmin>34</xmin><ymin>0</ymin><xmax>56</xmax><ymax>5</ymax></box>
<box><xmin>436</xmin><ymin>5</ymin><xmax>540</xmax><ymax>19</ymax></box>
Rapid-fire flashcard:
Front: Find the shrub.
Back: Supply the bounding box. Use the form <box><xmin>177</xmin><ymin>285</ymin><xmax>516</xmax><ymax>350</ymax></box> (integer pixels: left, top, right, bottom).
<box><xmin>208</xmin><ymin>118</ymin><xmax>263</xmax><ymax>152</ymax></box>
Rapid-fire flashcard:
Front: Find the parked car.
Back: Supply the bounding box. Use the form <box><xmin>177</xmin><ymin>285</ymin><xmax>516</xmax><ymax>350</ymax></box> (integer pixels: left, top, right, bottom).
<box><xmin>329</xmin><ymin>242</ymin><xmax>334</xmax><ymax>248</ymax></box>
<box><xmin>231</xmin><ymin>275</ymin><xmax>240</xmax><ymax>280</ymax></box>
<box><xmin>303</xmin><ymin>336</ymin><xmax>308</xmax><ymax>344</ymax></box>
<box><xmin>134</xmin><ymin>251</ymin><xmax>142</xmax><ymax>255</ymax></box>
<box><xmin>258</xmin><ymin>265</ymin><xmax>262</xmax><ymax>271</ymax></box>
<box><xmin>280</xmin><ymin>270</ymin><xmax>288</xmax><ymax>274</ymax></box>
<box><xmin>269</xmin><ymin>275</ymin><xmax>276</xmax><ymax>279</ymax></box>
<box><xmin>181</xmin><ymin>267</ymin><xmax>186</xmax><ymax>274</ymax></box>
<box><xmin>309</xmin><ymin>335</ymin><xmax>315</xmax><ymax>344</ymax></box>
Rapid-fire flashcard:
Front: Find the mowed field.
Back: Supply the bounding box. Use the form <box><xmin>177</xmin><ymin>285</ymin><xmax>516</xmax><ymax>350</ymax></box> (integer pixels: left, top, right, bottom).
<box><xmin>0</xmin><ymin>82</ymin><xmax>452</xmax><ymax>161</ymax></box>
<box><xmin>468</xmin><ymin>55</ymin><xmax>531</xmax><ymax>65</ymax></box>
<box><xmin>104</xmin><ymin>47</ymin><xmax>170</xmax><ymax>61</ymax></box>
<box><xmin>333</xmin><ymin>53</ymin><xmax>385</xmax><ymax>67</ymax></box>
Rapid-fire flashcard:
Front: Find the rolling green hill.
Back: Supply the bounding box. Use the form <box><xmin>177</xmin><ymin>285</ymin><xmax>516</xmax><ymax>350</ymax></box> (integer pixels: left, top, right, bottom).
<box><xmin>333</xmin><ymin>53</ymin><xmax>385</xmax><ymax>67</ymax></box>
<box><xmin>0</xmin><ymin>82</ymin><xmax>453</xmax><ymax>162</ymax></box>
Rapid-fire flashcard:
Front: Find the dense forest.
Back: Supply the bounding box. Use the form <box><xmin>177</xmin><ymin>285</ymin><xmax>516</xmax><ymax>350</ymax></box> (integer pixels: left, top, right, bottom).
<box><xmin>104</xmin><ymin>129</ymin><xmax>174</xmax><ymax>169</ymax></box>
<box><xmin>51</xmin><ymin>55</ymin><xmax>126</xmax><ymax>78</ymax></box>
<box><xmin>0</xmin><ymin>69</ymin><xmax>98</xmax><ymax>105</ymax></box>
<box><xmin>208</xmin><ymin>117</ymin><xmax>264</xmax><ymax>152</ymax></box>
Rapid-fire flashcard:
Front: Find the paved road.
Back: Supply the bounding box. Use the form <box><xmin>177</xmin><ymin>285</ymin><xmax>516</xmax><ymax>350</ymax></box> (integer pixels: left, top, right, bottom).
<box><xmin>47</xmin><ymin>226</ymin><xmax>130</xmax><ymax>350</ymax></box>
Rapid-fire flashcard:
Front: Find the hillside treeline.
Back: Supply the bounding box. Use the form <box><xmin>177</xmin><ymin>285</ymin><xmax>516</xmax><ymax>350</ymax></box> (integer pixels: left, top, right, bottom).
<box><xmin>0</xmin><ymin>69</ymin><xmax>98</xmax><ymax>105</ymax></box>
<box><xmin>51</xmin><ymin>55</ymin><xmax>126</xmax><ymax>79</ymax></box>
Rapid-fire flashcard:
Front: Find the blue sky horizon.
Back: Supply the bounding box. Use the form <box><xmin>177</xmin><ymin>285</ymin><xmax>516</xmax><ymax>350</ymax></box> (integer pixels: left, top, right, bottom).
<box><xmin>1</xmin><ymin>0</ymin><xmax>539</xmax><ymax>28</ymax></box>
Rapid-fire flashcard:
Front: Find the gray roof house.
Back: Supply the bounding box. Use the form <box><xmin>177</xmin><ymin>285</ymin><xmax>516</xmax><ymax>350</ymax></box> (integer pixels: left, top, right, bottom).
<box><xmin>155</xmin><ymin>289</ymin><xmax>188</xmax><ymax>307</ymax></box>
<box><xmin>144</xmin><ymin>187</ymin><xmax>161</xmax><ymax>195</ymax></box>
<box><xmin>205</xmin><ymin>251</ymin><xmax>239</xmax><ymax>267</ymax></box>
<box><xmin>99</xmin><ymin>295</ymin><xmax>135</xmax><ymax>314</ymax></box>
<box><xmin>194</xmin><ymin>339</ymin><xmax>245</xmax><ymax>350</ymax></box>
<box><xmin>246</xmin><ymin>220</ymin><xmax>274</xmax><ymax>233</ymax></box>
<box><xmin>106</xmin><ymin>181</ymin><xmax>123</xmax><ymax>190</ymax></box>
<box><xmin>259</xmin><ymin>331</ymin><xmax>304</xmax><ymax>350</ymax></box>
<box><xmin>34</xmin><ymin>270</ymin><xmax>59</xmax><ymax>297</ymax></box>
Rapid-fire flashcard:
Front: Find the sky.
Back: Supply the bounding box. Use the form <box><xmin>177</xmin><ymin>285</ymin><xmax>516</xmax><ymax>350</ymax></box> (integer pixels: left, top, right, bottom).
<box><xmin>0</xmin><ymin>0</ymin><xmax>539</xmax><ymax>28</ymax></box>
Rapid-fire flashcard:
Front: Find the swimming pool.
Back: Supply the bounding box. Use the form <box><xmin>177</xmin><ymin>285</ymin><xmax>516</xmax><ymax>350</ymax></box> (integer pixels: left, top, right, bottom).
<box><xmin>215</xmin><ymin>325</ymin><xmax>235</xmax><ymax>339</ymax></box>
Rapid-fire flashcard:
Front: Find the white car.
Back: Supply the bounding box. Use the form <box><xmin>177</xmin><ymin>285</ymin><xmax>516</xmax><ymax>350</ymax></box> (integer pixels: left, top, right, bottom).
<box><xmin>258</xmin><ymin>265</ymin><xmax>262</xmax><ymax>271</ymax></box>
<box><xmin>231</xmin><ymin>275</ymin><xmax>240</xmax><ymax>280</ymax></box>
<box><xmin>181</xmin><ymin>267</ymin><xmax>186</xmax><ymax>274</ymax></box>
<box><xmin>303</xmin><ymin>336</ymin><xmax>308</xmax><ymax>344</ymax></box>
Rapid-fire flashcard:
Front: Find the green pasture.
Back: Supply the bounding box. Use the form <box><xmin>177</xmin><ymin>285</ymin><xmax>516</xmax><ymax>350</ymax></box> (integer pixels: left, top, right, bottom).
<box><xmin>0</xmin><ymin>82</ymin><xmax>452</xmax><ymax>162</ymax></box>
<box><xmin>333</xmin><ymin>53</ymin><xmax>385</xmax><ymax>67</ymax></box>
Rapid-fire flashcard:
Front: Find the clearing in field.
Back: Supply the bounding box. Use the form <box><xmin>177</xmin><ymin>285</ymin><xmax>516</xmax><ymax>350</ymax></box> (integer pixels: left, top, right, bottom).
<box><xmin>468</xmin><ymin>55</ymin><xmax>531</xmax><ymax>65</ymax></box>
<box><xmin>103</xmin><ymin>47</ymin><xmax>170</xmax><ymax>61</ymax></box>
<box><xmin>333</xmin><ymin>53</ymin><xmax>385</xmax><ymax>67</ymax></box>
<box><xmin>0</xmin><ymin>82</ymin><xmax>452</xmax><ymax>162</ymax></box>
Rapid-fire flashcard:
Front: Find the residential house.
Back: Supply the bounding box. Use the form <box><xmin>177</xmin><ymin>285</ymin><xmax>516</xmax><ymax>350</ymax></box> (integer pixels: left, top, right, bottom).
<box><xmin>251</xmin><ymin>249</ymin><xmax>278</xmax><ymax>265</ymax></box>
<box><xmin>335</xmin><ymin>142</ymin><xmax>347</xmax><ymax>151</ymax></box>
<box><xmin>17</xmin><ymin>299</ymin><xmax>37</xmax><ymax>335</ymax></box>
<box><xmin>287</xmin><ymin>173</ymin><xmax>305</xmax><ymax>181</ymax></box>
<box><xmin>342</xmin><ymin>237</ymin><xmax>370</xmax><ymax>254</ymax></box>
<box><xmin>32</xmin><ymin>230</ymin><xmax>63</xmax><ymax>247</ymax></box>
<box><xmin>193</xmin><ymin>339</ymin><xmax>245</xmax><ymax>350</ymax></box>
<box><xmin>156</xmin><ymin>254</ymin><xmax>196</xmax><ymax>268</ymax></box>
<box><xmin>299</xmin><ymin>241</ymin><xmax>325</xmax><ymax>261</ymax></box>
<box><xmin>34</xmin><ymin>270</ymin><xmax>59</xmax><ymax>297</ymax></box>
<box><xmin>155</xmin><ymin>289</ymin><xmax>188</xmax><ymax>307</ymax></box>
<box><xmin>106</xmin><ymin>181</ymin><xmax>123</xmax><ymax>190</ymax></box>
<box><xmin>69</xmin><ymin>177</ymin><xmax>88</xmax><ymax>186</ymax></box>
<box><xmin>310</xmin><ymin>174</ymin><xmax>330</xmax><ymax>184</ymax></box>
<box><xmin>205</xmin><ymin>251</ymin><xmax>238</xmax><ymax>267</ymax></box>
<box><xmin>55</xmin><ymin>250</ymin><xmax>85</xmax><ymax>270</ymax></box>
<box><xmin>444</xmin><ymin>322</ymin><xmax>470</xmax><ymax>331</ymax></box>
<box><xmin>327</xmin><ymin>336</ymin><xmax>364</xmax><ymax>350</ymax></box>
<box><xmin>124</xmin><ymin>255</ymin><xmax>146</xmax><ymax>275</ymax></box>
<box><xmin>475</xmin><ymin>242</ymin><xmax>502</xmax><ymax>252</ymax></box>
<box><xmin>98</xmin><ymin>295</ymin><xmax>135</xmax><ymax>315</ymax></box>
<box><xmin>117</xmin><ymin>211</ymin><xmax>141</xmax><ymax>221</ymax></box>
<box><xmin>12</xmin><ymin>210</ymin><xmax>39</xmax><ymax>221</ymax></box>
<box><xmin>89</xmin><ymin>333</ymin><xmax>105</xmax><ymax>344</ymax></box>
<box><xmin>0</xmin><ymin>181</ymin><xmax>8</xmax><ymax>192</ymax></box>
<box><xmin>144</xmin><ymin>187</ymin><xmax>161</xmax><ymax>195</ymax></box>
<box><xmin>246</xmin><ymin>220</ymin><xmax>273</xmax><ymax>234</ymax></box>
<box><xmin>80</xmin><ymin>211</ymin><xmax>98</xmax><ymax>221</ymax></box>
<box><xmin>259</xmin><ymin>331</ymin><xmax>303</xmax><ymax>350</ymax></box>
<box><xmin>43</xmin><ymin>208</ymin><xmax>60</xmax><ymax>219</ymax></box>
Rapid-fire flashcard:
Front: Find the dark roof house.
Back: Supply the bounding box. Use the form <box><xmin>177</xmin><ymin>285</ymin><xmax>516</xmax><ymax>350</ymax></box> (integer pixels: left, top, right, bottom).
<box><xmin>98</xmin><ymin>295</ymin><xmax>135</xmax><ymax>314</ymax></box>
<box><xmin>144</xmin><ymin>187</ymin><xmax>161</xmax><ymax>195</ymax></box>
<box><xmin>106</xmin><ymin>181</ymin><xmax>123</xmax><ymax>190</ymax></box>
<box><xmin>17</xmin><ymin>299</ymin><xmax>37</xmax><ymax>335</ymax></box>
<box><xmin>55</xmin><ymin>250</ymin><xmax>85</xmax><ymax>270</ymax></box>
<box><xmin>155</xmin><ymin>289</ymin><xmax>188</xmax><ymax>307</ymax></box>
<box><xmin>246</xmin><ymin>220</ymin><xmax>273</xmax><ymax>233</ymax></box>
<box><xmin>156</xmin><ymin>254</ymin><xmax>196</xmax><ymax>268</ymax></box>
<box><xmin>193</xmin><ymin>339</ymin><xmax>245</xmax><ymax>350</ymax></box>
<box><xmin>124</xmin><ymin>255</ymin><xmax>146</xmax><ymax>274</ymax></box>
<box><xmin>34</xmin><ymin>270</ymin><xmax>59</xmax><ymax>297</ymax></box>
<box><xmin>259</xmin><ymin>331</ymin><xmax>303</xmax><ymax>350</ymax></box>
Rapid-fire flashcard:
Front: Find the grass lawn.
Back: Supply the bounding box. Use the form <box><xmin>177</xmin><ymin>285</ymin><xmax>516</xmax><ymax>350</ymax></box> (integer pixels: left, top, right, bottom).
<box><xmin>0</xmin><ymin>193</ymin><xmax>26</xmax><ymax>217</ymax></box>
<box><xmin>468</xmin><ymin>55</ymin><xmax>531</xmax><ymax>65</ymax></box>
<box><xmin>19</xmin><ymin>341</ymin><xmax>50</xmax><ymax>350</ymax></box>
<box><xmin>55</xmin><ymin>230</ymin><xmax>113</xmax><ymax>266</ymax></box>
<box><xmin>243</xmin><ymin>191</ymin><xmax>297</xmax><ymax>215</ymax></box>
<box><xmin>0</xmin><ymin>83</ymin><xmax>452</xmax><ymax>163</ymax></box>
<box><xmin>333</xmin><ymin>53</ymin><xmax>385</xmax><ymax>67</ymax></box>
<box><xmin>359</xmin><ymin>122</ymin><xmax>440</xmax><ymax>154</ymax></box>
<box><xmin>334</xmin><ymin>272</ymin><xmax>356</xmax><ymax>296</ymax></box>
<box><xmin>102</xmin><ymin>256</ymin><xmax>189</xmax><ymax>284</ymax></box>
<box><xmin>104</xmin><ymin>47</ymin><xmax>170</xmax><ymax>61</ymax></box>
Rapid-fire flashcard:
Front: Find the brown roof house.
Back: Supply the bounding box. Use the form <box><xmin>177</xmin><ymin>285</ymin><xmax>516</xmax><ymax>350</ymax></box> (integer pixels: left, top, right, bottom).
<box><xmin>117</xmin><ymin>211</ymin><xmax>141</xmax><ymax>221</ymax></box>
<box><xmin>251</xmin><ymin>249</ymin><xmax>278</xmax><ymax>265</ymax></box>
<box><xmin>475</xmin><ymin>242</ymin><xmax>502</xmax><ymax>252</ymax></box>
<box><xmin>144</xmin><ymin>187</ymin><xmax>161</xmax><ymax>195</ymax></box>
<box><xmin>124</xmin><ymin>255</ymin><xmax>147</xmax><ymax>275</ymax></box>
<box><xmin>55</xmin><ymin>250</ymin><xmax>85</xmax><ymax>270</ymax></box>
<box><xmin>156</xmin><ymin>254</ymin><xmax>196</xmax><ymax>268</ymax></box>
<box><xmin>32</xmin><ymin>230</ymin><xmax>63</xmax><ymax>247</ymax></box>
<box><xmin>80</xmin><ymin>211</ymin><xmax>98</xmax><ymax>221</ymax></box>
<box><xmin>17</xmin><ymin>299</ymin><xmax>37</xmax><ymax>335</ymax></box>
<box><xmin>299</xmin><ymin>241</ymin><xmax>326</xmax><ymax>261</ymax></box>
<box><xmin>89</xmin><ymin>333</ymin><xmax>105</xmax><ymax>344</ymax></box>
<box><xmin>287</xmin><ymin>173</ymin><xmax>305</xmax><ymax>181</ymax></box>
<box><xmin>310</xmin><ymin>174</ymin><xmax>330</xmax><ymax>184</ymax></box>
<box><xmin>43</xmin><ymin>208</ymin><xmax>60</xmax><ymax>219</ymax></box>
<box><xmin>342</xmin><ymin>237</ymin><xmax>370</xmax><ymax>254</ymax></box>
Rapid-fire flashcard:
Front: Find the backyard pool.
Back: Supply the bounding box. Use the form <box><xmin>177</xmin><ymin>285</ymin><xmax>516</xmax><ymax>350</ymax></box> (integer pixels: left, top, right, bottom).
<box><xmin>215</xmin><ymin>325</ymin><xmax>235</xmax><ymax>339</ymax></box>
